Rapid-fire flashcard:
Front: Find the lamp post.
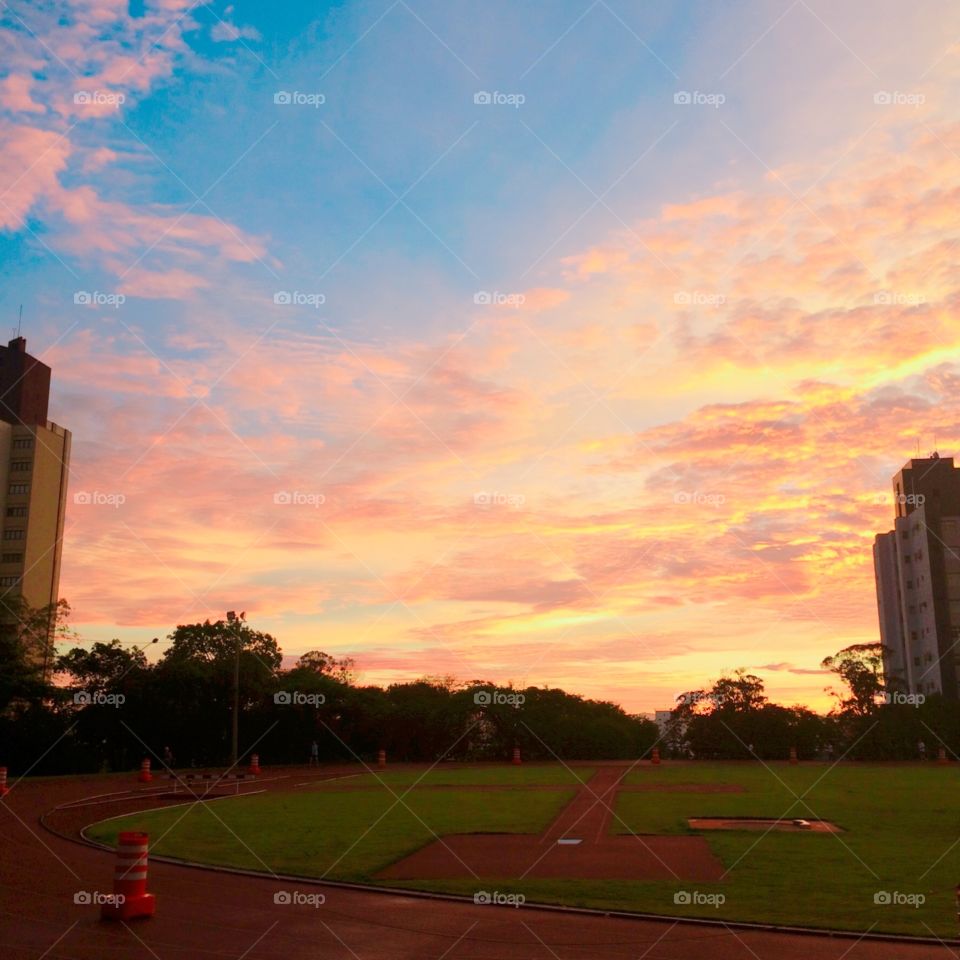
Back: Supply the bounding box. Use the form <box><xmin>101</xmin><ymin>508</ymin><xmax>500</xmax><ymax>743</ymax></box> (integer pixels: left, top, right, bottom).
<box><xmin>226</xmin><ymin>612</ymin><xmax>245</xmax><ymax>766</ymax></box>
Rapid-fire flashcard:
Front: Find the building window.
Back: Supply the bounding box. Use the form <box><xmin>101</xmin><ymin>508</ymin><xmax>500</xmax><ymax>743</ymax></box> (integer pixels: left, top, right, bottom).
<box><xmin>1</xmin><ymin>553</ymin><xmax>22</xmax><ymax>563</ymax></box>
<box><xmin>8</xmin><ymin>484</ymin><xmax>28</xmax><ymax>495</ymax></box>
<box><xmin>12</xmin><ymin>438</ymin><xmax>32</xmax><ymax>450</ymax></box>
<box><xmin>3</xmin><ymin>529</ymin><xmax>25</xmax><ymax>541</ymax></box>
<box><xmin>6</xmin><ymin>507</ymin><xmax>25</xmax><ymax>518</ymax></box>
<box><xmin>0</xmin><ymin>576</ymin><xmax>19</xmax><ymax>587</ymax></box>
<box><xmin>9</xmin><ymin>461</ymin><xmax>30</xmax><ymax>472</ymax></box>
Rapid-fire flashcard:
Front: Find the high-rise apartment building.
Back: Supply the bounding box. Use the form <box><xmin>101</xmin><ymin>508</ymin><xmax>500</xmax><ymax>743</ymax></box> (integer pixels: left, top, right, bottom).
<box><xmin>0</xmin><ymin>337</ymin><xmax>71</xmax><ymax>668</ymax></box>
<box><xmin>873</xmin><ymin>454</ymin><xmax>960</xmax><ymax>699</ymax></box>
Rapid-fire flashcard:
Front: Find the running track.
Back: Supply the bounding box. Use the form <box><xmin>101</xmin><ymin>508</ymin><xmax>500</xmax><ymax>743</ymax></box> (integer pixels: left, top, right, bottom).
<box><xmin>2</xmin><ymin>767</ymin><xmax>955</xmax><ymax>960</ymax></box>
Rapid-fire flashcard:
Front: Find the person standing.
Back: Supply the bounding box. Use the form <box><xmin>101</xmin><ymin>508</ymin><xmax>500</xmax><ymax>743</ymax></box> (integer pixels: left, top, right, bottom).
<box><xmin>309</xmin><ymin>740</ymin><xmax>319</xmax><ymax>767</ymax></box>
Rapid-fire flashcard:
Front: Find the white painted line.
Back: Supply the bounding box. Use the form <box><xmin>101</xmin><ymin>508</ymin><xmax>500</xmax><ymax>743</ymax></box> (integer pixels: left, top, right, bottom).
<box><xmin>294</xmin><ymin>774</ymin><xmax>363</xmax><ymax>788</ymax></box>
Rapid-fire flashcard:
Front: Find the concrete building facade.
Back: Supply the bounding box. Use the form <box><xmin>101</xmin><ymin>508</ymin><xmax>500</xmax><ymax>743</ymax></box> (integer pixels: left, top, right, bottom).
<box><xmin>873</xmin><ymin>455</ymin><xmax>960</xmax><ymax>699</ymax></box>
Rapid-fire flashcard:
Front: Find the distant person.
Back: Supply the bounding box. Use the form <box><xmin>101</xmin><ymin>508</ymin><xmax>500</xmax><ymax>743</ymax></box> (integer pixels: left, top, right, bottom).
<box><xmin>824</xmin><ymin>742</ymin><xmax>835</xmax><ymax>762</ymax></box>
<box><xmin>918</xmin><ymin>740</ymin><xmax>927</xmax><ymax>761</ymax></box>
<box><xmin>309</xmin><ymin>740</ymin><xmax>319</xmax><ymax>767</ymax></box>
<box><xmin>162</xmin><ymin>745</ymin><xmax>175</xmax><ymax>768</ymax></box>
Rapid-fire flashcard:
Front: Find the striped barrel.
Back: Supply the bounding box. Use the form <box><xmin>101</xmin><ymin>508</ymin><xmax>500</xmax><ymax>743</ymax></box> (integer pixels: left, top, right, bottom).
<box><xmin>789</xmin><ymin>746</ymin><xmax>798</xmax><ymax>765</ymax></box>
<box><xmin>248</xmin><ymin>753</ymin><xmax>261</xmax><ymax>775</ymax></box>
<box><xmin>377</xmin><ymin>749</ymin><xmax>386</xmax><ymax>769</ymax></box>
<box><xmin>100</xmin><ymin>831</ymin><xmax>155</xmax><ymax>920</ymax></box>
<box><xmin>651</xmin><ymin>747</ymin><xmax>660</xmax><ymax>765</ymax></box>
<box><xmin>138</xmin><ymin>758</ymin><xmax>152</xmax><ymax>783</ymax></box>
<box><xmin>512</xmin><ymin>746</ymin><xmax>521</xmax><ymax>765</ymax></box>
<box><xmin>0</xmin><ymin>766</ymin><xmax>8</xmax><ymax>797</ymax></box>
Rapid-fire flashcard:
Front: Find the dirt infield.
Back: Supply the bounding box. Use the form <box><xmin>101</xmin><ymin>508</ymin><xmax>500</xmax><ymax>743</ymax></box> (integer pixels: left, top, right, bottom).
<box><xmin>378</xmin><ymin>765</ymin><xmax>726</xmax><ymax>881</ymax></box>
<box><xmin>2</xmin><ymin>766</ymin><xmax>957</xmax><ymax>959</ymax></box>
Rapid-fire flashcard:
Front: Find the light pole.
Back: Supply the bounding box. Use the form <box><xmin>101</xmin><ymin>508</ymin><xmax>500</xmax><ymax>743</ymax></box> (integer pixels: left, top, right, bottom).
<box><xmin>227</xmin><ymin>612</ymin><xmax>239</xmax><ymax>765</ymax></box>
<box><xmin>226</xmin><ymin>611</ymin><xmax>245</xmax><ymax>766</ymax></box>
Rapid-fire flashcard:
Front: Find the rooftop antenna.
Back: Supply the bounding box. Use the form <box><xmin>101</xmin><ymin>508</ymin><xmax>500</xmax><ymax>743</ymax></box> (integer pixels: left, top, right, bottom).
<box><xmin>13</xmin><ymin>304</ymin><xmax>21</xmax><ymax>340</ymax></box>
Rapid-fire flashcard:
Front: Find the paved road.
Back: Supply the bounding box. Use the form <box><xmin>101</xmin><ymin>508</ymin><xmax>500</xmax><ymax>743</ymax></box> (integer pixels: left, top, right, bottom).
<box><xmin>2</xmin><ymin>769</ymin><xmax>956</xmax><ymax>959</ymax></box>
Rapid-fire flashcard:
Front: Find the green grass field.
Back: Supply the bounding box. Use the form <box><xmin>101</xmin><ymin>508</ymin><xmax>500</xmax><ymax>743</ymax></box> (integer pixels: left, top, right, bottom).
<box><xmin>87</xmin><ymin>762</ymin><xmax>960</xmax><ymax>937</ymax></box>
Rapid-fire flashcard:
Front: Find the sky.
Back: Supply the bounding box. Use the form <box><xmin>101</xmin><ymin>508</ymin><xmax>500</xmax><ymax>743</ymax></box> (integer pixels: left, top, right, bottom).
<box><xmin>2</xmin><ymin>0</ymin><xmax>960</xmax><ymax>713</ymax></box>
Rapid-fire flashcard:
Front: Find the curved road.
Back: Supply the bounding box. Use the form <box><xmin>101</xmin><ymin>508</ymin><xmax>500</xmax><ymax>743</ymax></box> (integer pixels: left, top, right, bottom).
<box><xmin>1</xmin><ymin>769</ymin><xmax>955</xmax><ymax>960</ymax></box>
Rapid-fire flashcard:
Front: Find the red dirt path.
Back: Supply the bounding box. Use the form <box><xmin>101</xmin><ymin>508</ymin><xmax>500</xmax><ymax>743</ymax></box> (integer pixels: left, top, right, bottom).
<box><xmin>2</xmin><ymin>764</ymin><xmax>955</xmax><ymax>959</ymax></box>
<box><xmin>378</xmin><ymin>765</ymin><xmax>726</xmax><ymax>881</ymax></box>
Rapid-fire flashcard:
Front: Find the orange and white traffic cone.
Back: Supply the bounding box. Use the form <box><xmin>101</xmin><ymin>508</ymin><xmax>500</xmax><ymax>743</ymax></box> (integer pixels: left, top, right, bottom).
<box><xmin>651</xmin><ymin>747</ymin><xmax>661</xmax><ymax>765</ymax></box>
<box><xmin>0</xmin><ymin>766</ymin><xmax>9</xmax><ymax>797</ymax></box>
<box><xmin>100</xmin><ymin>831</ymin><xmax>156</xmax><ymax>921</ymax></box>
<box><xmin>138</xmin><ymin>758</ymin><xmax>152</xmax><ymax>783</ymax></box>
<box><xmin>512</xmin><ymin>746</ymin><xmax>521</xmax><ymax>765</ymax></box>
<box><xmin>789</xmin><ymin>746</ymin><xmax>798</xmax><ymax>765</ymax></box>
<box><xmin>248</xmin><ymin>753</ymin><xmax>261</xmax><ymax>775</ymax></box>
<box><xmin>377</xmin><ymin>749</ymin><xmax>386</xmax><ymax>769</ymax></box>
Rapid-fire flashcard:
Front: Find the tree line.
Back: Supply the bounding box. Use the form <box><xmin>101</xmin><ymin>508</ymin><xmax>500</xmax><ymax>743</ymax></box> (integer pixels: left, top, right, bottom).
<box><xmin>1</xmin><ymin>607</ymin><xmax>658</xmax><ymax>773</ymax></box>
<box><xmin>2</xmin><ymin>602</ymin><xmax>956</xmax><ymax>773</ymax></box>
